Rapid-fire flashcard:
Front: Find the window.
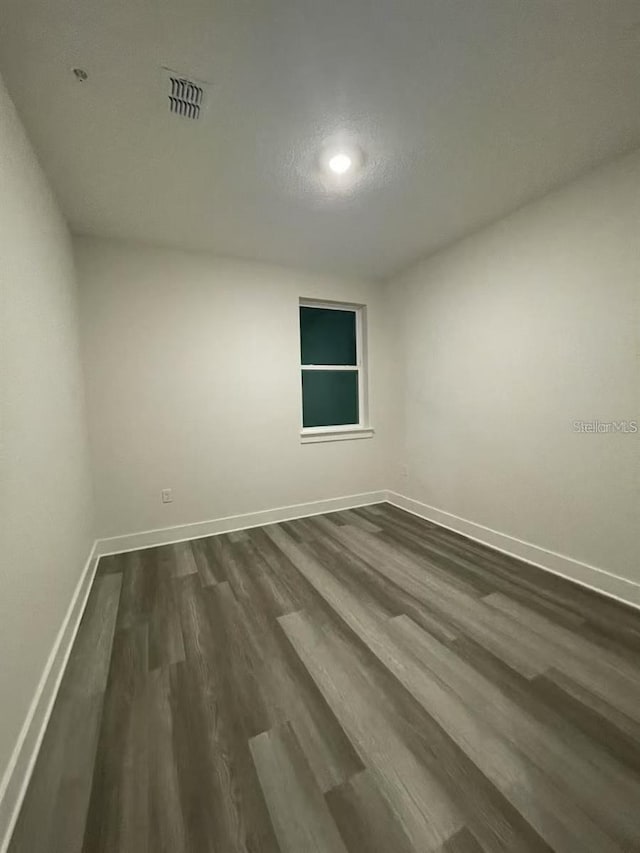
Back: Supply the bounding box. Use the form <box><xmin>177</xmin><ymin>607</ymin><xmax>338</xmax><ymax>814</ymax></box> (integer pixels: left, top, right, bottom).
<box><xmin>299</xmin><ymin>300</ymin><xmax>374</xmax><ymax>443</ymax></box>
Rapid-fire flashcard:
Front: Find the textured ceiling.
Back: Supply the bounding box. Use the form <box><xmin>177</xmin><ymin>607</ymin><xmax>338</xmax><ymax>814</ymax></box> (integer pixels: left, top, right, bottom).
<box><xmin>1</xmin><ymin>0</ymin><xmax>640</xmax><ymax>279</ymax></box>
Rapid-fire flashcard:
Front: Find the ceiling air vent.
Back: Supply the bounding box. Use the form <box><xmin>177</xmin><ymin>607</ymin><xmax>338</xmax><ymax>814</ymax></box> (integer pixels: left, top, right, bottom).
<box><xmin>164</xmin><ymin>69</ymin><xmax>206</xmax><ymax>120</ymax></box>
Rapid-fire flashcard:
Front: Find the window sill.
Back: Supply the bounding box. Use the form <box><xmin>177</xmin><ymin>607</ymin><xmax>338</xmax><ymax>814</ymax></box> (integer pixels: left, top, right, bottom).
<box><xmin>300</xmin><ymin>427</ymin><xmax>375</xmax><ymax>444</ymax></box>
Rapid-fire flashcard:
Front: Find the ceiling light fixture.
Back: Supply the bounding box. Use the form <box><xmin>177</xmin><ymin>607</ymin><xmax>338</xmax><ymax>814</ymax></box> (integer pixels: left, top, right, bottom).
<box><xmin>328</xmin><ymin>152</ymin><xmax>353</xmax><ymax>175</ymax></box>
<box><xmin>319</xmin><ymin>143</ymin><xmax>364</xmax><ymax>185</ymax></box>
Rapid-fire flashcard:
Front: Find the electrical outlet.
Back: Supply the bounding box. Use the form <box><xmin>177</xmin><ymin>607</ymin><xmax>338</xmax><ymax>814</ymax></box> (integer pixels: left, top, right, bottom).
<box><xmin>161</xmin><ymin>488</ymin><xmax>173</xmax><ymax>504</ymax></box>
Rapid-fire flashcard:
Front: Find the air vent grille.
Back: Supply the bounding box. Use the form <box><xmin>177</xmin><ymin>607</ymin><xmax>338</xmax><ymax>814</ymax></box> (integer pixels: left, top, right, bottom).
<box><xmin>168</xmin><ymin>76</ymin><xmax>204</xmax><ymax>120</ymax></box>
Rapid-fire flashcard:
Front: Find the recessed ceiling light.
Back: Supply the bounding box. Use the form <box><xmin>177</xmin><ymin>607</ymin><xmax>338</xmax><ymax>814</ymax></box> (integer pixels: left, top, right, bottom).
<box><xmin>328</xmin><ymin>152</ymin><xmax>353</xmax><ymax>175</ymax></box>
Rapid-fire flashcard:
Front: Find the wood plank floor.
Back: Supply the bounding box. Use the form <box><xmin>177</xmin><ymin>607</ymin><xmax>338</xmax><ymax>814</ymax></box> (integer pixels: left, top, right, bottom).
<box><xmin>9</xmin><ymin>503</ymin><xmax>640</xmax><ymax>852</ymax></box>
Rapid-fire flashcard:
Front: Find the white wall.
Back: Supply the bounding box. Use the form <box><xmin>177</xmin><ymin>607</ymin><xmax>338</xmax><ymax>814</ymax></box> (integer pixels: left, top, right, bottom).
<box><xmin>76</xmin><ymin>237</ymin><xmax>391</xmax><ymax>539</ymax></box>
<box><xmin>0</xmin><ymin>75</ymin><xmax>94</xmax><ymax>805</ymax></box>
<box><xmin>388</xmin><ymin>149</ymin><xmax>640</xmax><ymax>582</ymax></box>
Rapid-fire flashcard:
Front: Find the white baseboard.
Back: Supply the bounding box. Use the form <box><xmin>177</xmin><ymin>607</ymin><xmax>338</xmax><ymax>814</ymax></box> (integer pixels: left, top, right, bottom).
<box><xmin>95</xmin><ymin>490</ymin><xmax>388</xmax><ymax>556</ymax></box>
<box><xmin>387</xmin><ymin>491</ymin><xmax>640</xmax><ymax>611</ymax></box>
<box><xmin>0</xmin><ymin>542</ymin><xmax>100</xmax><ymax>853</ymax></box>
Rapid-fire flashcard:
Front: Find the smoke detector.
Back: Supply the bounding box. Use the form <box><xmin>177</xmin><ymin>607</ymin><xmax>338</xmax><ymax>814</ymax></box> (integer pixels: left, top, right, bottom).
<box><xmin>162</xmin><ymin>68</ymin><xmax>208</xmax><ymax>120</ymax></box>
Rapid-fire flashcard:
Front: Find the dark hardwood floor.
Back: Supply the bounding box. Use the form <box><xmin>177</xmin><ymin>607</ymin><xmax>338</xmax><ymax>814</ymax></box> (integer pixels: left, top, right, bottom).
<box><xmin>9</xmin><ymin>503</ymin><xmax>640</xmax><ymax>852</ymax></box>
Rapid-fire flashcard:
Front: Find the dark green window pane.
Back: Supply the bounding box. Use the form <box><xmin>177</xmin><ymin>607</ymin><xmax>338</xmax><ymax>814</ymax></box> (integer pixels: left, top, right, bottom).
<box><xmin>300</xmin><ymin>307</ymin><xmax>356</xmax><ymax>366</ymax></box>
<box><xmin>302</xmin><ymin>370</ymin><xmax>359</xmax><ymax>428</ymax></box>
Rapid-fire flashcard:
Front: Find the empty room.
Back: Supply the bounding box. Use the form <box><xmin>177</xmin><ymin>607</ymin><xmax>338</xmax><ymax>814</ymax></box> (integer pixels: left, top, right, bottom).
<box><xmin>1</xmin><ymin>0</ymin><xmax>640</xmax><ymax>851</ymax></box>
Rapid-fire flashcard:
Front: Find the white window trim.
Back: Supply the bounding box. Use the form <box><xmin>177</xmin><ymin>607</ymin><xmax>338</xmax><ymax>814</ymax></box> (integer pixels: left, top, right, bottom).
<box><xmin>299</xmin><ymin>298</ymin><xmax>373</xmax><ymax>442</ymax></box>
<box><xmin>300</xmin><ymin>425</ymin><xmax>375</xmax><ymax>444</ymax></box>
